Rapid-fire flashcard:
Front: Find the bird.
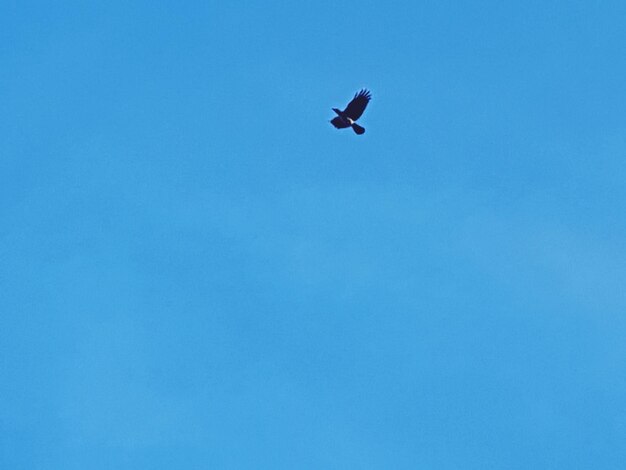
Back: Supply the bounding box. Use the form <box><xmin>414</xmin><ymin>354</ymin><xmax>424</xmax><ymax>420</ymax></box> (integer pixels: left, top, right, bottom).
<box><xmin>330</xmin><ymin>89</ymin><xmax>371</xmax><ymax>135</ymax></box>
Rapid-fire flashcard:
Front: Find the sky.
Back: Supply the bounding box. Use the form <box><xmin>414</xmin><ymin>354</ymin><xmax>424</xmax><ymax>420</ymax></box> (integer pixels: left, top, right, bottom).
<box><xmin>2</xmin><ymin>1</ymin><xmax>626</xmax><ymax>468</ymax></box>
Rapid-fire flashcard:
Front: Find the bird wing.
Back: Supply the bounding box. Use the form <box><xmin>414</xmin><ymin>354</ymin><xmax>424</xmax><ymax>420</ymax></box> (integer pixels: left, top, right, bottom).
<box><xmin>343</xmin><ymin>89</ymin><xmax>371</xmax><ymax>120</ymax></box>
<box><xmin>330</xmin><ymin>117</ymin><xmax>350</xmax><ymax>129</ymax></box>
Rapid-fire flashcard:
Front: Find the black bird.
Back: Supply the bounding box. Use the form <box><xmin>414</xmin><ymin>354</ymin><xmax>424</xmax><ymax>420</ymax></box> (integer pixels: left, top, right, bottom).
<box><xmin>330</xmin><ymin>89</ymin><xmax>371</xmax><ymax>135</ymax></box>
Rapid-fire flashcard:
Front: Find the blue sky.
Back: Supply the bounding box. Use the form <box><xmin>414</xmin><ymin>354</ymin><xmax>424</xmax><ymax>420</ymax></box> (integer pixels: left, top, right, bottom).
<box><xmin>2</xmin><ymin>1</ymin><xmax>626</xmax><ymax>468</ymax></box>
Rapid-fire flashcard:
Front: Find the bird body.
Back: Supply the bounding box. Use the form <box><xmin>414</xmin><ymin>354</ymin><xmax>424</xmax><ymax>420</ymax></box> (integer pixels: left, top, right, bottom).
<box><xmin>331</xmin><ymin>108</ymin><xmax>354</xmax><ymax>124</ymax></box>
<box><xmin>330</xmin><ymin>89</ymin><xmax>371</xmax><ymax>135</ymax></box>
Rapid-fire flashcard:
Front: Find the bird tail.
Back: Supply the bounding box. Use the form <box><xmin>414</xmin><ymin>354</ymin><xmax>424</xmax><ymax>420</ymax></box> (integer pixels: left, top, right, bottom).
<box><xmin>351</xmin><ymin>123</ymin><xmax>365</xmax><ymax>135</ymax></box>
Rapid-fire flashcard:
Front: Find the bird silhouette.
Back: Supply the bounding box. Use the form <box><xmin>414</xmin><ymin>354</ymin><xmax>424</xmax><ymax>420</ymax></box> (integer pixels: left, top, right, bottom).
<box><xmin>330</xmin><ymin>89</ymin><xmax>371</xmax><ymax>135</ymax></box>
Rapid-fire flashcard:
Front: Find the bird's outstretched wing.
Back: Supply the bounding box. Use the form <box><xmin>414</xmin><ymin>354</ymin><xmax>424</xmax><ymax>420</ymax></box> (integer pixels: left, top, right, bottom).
<box><xmin>343</xmin><ymin>89</ymin><xmax>371</xmax><ymax>120</ymax></box>
<box><xmin>330</xmin><ymin>117</ymin><xmax>350</xmax><ymax>129</ymax></box>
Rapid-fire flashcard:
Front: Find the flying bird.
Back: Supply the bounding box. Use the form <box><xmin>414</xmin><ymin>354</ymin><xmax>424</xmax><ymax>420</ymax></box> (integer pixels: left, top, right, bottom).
<box><xmin>330</xmin><ymin>89</ymin><xmax>371</xmax><ymax>135</ymax></box>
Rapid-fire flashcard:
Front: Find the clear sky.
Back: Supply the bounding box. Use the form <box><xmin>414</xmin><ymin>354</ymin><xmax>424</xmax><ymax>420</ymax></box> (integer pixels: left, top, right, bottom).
<box><xmin>2</xmin><ymin>1</ymin><xmax>626</xmax><ymax>468</ymax></box>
